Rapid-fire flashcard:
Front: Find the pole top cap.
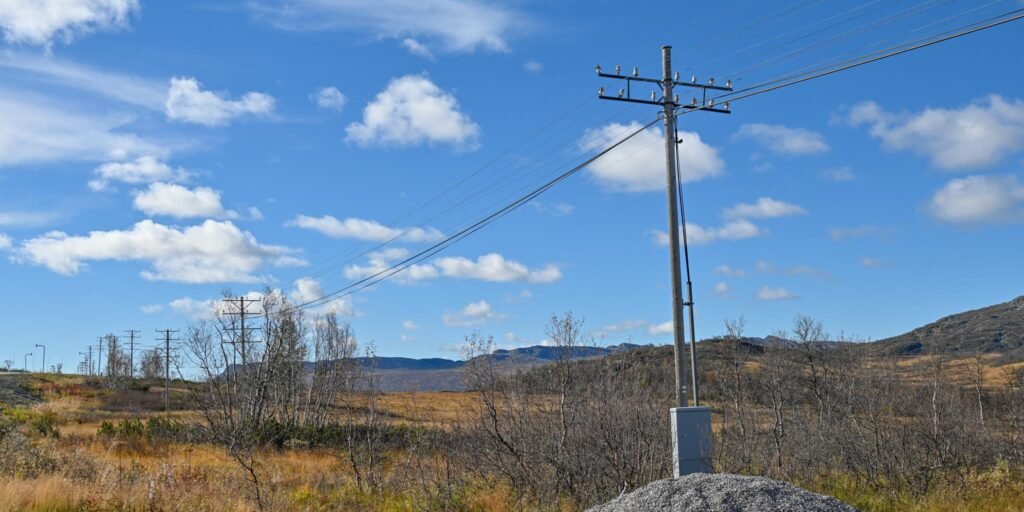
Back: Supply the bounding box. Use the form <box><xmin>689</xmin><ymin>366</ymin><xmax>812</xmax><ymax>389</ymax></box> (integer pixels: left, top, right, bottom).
<box><xmin>662</xmin><ymin>45</ymin><xmax>672</xmax><ymax>49</ymax></box>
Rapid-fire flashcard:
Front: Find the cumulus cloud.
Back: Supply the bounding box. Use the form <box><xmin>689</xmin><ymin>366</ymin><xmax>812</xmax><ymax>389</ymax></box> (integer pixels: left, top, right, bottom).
<box><xmin>344</xmin><ymin>251</ymin><xmax>561</xmax><ymax>284</ymax></box>
<box><xmin>311</xmin><ymin>86</ymin><xmax>346</xmax><ymax>110</ymax></box>
<box><xmin>290</xmin><ymin>277</ymin><xmax>357</xmax><ymax>316</ymax></box>
<box><xmin>757</xmin><ymin>286</ymin><xmax>798</xmax><ymax>301</ymax></box>
<box><xmin>442</xmin><ymin>300</ymin><xmax>503</xmax><ymax>327</ymax></box>
<box><xmin>401</xmin><ymin>38</ymin><xmax>435</xmax><ymax>59</ymax></box>
<box><xmin>595</xmin><ymin>319</ymin><xmax>647</xmax><ymax>337</ymax></box>
<box><xmin>14</xmin><ymin>219</ymin><xmax>302</xmax><ymax>283</ymax></box>
<box><xmin>734</xmin><ymin>123</ymin><xmax>829</xmax><ymax>155</ymax></box>
<box><xmin>287</xmin><ymin>214</ymin><xmax>444</xmax><ymax>242</ymax></box>
<box><xmin>250</xmin><ymin>0</ymin><xmax>524</xmax><ymax>53</ymax></box>
<box><xmin>722</xmin><ymin>197</ymin><xmax>807</xmax><ymax>219</ymax></box>
<box><xmin>89</xmin><ymin>156</ymin><xmax>192</xmax><ymax>191</ymax></box>
<box><xmin>140</xmin><ymin>304</ymin><xmax>163</xmax><ymax>314</ymax></box>
<box><xmin>927</xmin><ymin>174</ymin><xmax>1024</xmax><ymax>225</ymax></box>
<box><xmin>0</xmin><ymin>233</ymin><xmax>11</xmax><ymax>250</ymax></box>
<box><xmin>0</xmin><ymin>0</ymin><xmax>138</xmax><ymax>45</ymax></box>
<box><xmin>523</xmin><ymin>60</ymin><xmax>542</xmax><ymax>73</ymax></box>
<box><xmin>0</xmin><ymin>90</ymin><xmax>165</xmax><ymax>168</ymax></box>
<box><xmin>165</xmin><ymin>77</ymin><xmax>275</xmax><ymax>126</ymax></box>
<box><xmin>654</xmin><ymin>220</ymin><xmax>764</xmax><ymax>246</ymax></box>
<box><xmin>844</xmin><ymin>96</ymin><xmax>1024</xmax><ymax>170</ymax></box>
<box><xmin>345</xmin><ymin>75</ymin><xmax>479</xmax><ymax>149</ymax></box>
<box><xmin>580</xmin><ymin>122</ymin><xmax>724</xmax><ymax>192</ymax></box>
<box><xmin>133</xmin><ymin>183</ymin><xmax>232</xmax><ymax>219</ymax></box>
<box><xmin>714</xmin><ymin>282</ymin><xmax>731</xmax><ymax>297</ymax></box>
<box><xmin>402</xmin><ymin>320</ymin><xmax>417</xmax><ymax>330</ymax></box>
<box><xmin>861</xmin><ymin>258</ymin><xmax>884</xmax><ymax>267</ymax></box>
<box><xmin>646</xmin><ymin>321</ymin><xmax>673</xmax><ymax>336</ymax></box>
<box><xmin>713</xmin><ymin>265</ymin><xmax>747</xmax><ymax>277</ymax></box>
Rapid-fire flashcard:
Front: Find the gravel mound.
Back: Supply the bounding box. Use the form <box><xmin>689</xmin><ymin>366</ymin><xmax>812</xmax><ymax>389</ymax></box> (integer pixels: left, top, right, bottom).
<box><xmin>588</xmin><ymin>473</ymin><xmax>856</xmax><ymax>512</ymax></box>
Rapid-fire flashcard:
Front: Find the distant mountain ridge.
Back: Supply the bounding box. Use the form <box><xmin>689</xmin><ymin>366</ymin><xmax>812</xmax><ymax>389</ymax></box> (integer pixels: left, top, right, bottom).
<box><xmin>873</xmin><ymin>295</ymin><xmax>1024</xmax><ymax>361</ymax></box>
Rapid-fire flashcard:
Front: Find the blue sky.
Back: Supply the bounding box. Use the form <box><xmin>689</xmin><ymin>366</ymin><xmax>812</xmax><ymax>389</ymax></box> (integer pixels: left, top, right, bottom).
<box><xmin>1</xmin><ymin>0</ymin><xmax>1023</xmax><ymax>371</ymax></box>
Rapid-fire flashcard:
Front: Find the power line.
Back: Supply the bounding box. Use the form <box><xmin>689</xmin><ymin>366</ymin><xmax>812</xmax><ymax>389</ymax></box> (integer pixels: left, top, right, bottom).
<box><xmin>287</xmin><ymin>7</ymin><xmax>1024</xmax><ymax>323</ymax></box>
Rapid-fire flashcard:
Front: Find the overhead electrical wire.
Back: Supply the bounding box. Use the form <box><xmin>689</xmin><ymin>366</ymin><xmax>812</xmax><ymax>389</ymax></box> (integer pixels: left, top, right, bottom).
<box><xmin>287</xmin><ymin>6</ymin><xmax>1024</xmax><ymax>314</ymax></box>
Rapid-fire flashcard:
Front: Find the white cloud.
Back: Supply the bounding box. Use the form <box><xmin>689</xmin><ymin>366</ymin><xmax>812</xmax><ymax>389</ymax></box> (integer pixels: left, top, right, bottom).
<box><xmin>89</xmin><ymin>156</ymin><xmax>192</xmax><ymax>191</ymax></box>
<box><xmin>523</xmin><ymin>60</ymin><xmax>542</xmax><ymax>73</ymax></box>
<box><xmin>714</xmin><ymin>282</ymin><xmax>730</xmax><ymax>297</ymax></box>
<box><xmin>442</xmin><ymin>300</ymin><xmax>503</xmax><ymax>327</ymax></box>
<box><xmin>345</xmin><ymin>74</ymin><xmax>480</xmax><ymax>149</ymax></box>
<box><xmin>140</xmin><ymin>304</ymin><xmax>163</xmax><ymax>314</ymax></box>
<box><xmin>722</xmin><ymin>197</ymin><xmax>806</xmax><ymax>219</ymax></box>
<box><xmin>655</xmin><ymin>220</ymin><xmax>764</xmax><ymax>246</ymax></box>
<box><xmin>165</xmin><ymin>77</ymin><xmax>275</xmax><ymax>126</ymax></box>
<box><xmin>0</xmin><ymin>53</ymin><xmax>165</xmax><ymax>109</ymax></box>
<box><xmin>861</xmin><ymin>258</ymin><xmax>884</xmax><ymax>267</ymax></box>
<box><xmin>14</xmin><ymin>219</ymin><xmax>302</xmax><ymax>283</ymax></box>
<box><xmin>290</xmin><ymin>277</ymin><xmax>357</xmax><ymax>316</ymax></box>
<box><xmin>595</xmin><ymin>319</ymin><xmax>647</xmax><ymax>337</ymax></box>
<box><xmin>530</xmin><ymin>201</ymin><xmax>574</xmax><ymax>216</ymax></box>
<box><xmin>755</xmin><ymin>260</ymin><xmax>774</xmax><ymax>273</ymax></box>
<box><xmin>169</xmin><ymin>297</ymin><xmax>216</xmax><ymax>319</ymax></box>
<box><xmin>247</xmin><ymin>207</ymin><xmax>264</xmax><ymax>220</ymax></box>
<box><xmin>401</xmin><ymin>38</ymin><xmax>434</xmax><ymax>59</ymax></box>
<box><xmin>344</xmin><ymin>252</ymin><xmax>561</xmax><ymax>284</ymax></box>
<box><xmin>845</xmin><ymin>96</ymin><xmax>1024</xmax><ymax>170</ymax></box>
<box><xmin>821</xmin><ymin>166</ymin><xmax>855</xmax><ymax>182</ymax></box>
<box><xmin>0</xmin><ymin>90</ymin><xmax>165</xmax><ymax>168</ymax></box>
<box><xmin>787</xmin><ymin>265</ymin><xmax>831</xmax><ymax>280</ymax></box>
<box><xmin>580</xmin><ymin>122</ymin><xmax>724</xmax><ymax>192</ymax></box>
<box><xmin>0</xmin><ymin>233</ymin><xmax>11</xmax><ymax>250</ymax></box>
<box><xmin>927</xmin><ymin>174</ymin><xmax>1024</xmax><ymax>225</ymax></box>
<box><xmin>0</xmin><ymin>0</ymin><xmax>138</xmax><ymax>46</ymax></box>
<box><xmin>757</xmin><ymin>286</ymin><xmax>798</xmax><ymax>301</ymax></box>
<box><xmin>829</xmin><ymin>225</ymin><xmax>895</xmax><ymax>241</ymax></box>
<box><xmin>402</xmin><ymin>320</ymin><xmax>417</xmax><ymax>330</ymax></box>
<box><xmin>311</xmin><ymin>86</ymin><xmax>346</xmax><ymax>111</ymax></box>
<box><xmin>0</xmin><ymin>211</ymin><xmax>58</xmax><ymax>228</ymax></box>
<box><xmin>646</xmin><ymin>321</ymin><xmax>673</xmax><ymax>336</ymax></box>
<box><xmin>133</xmin><ymin>182</ymin><xmax>232</xmax><ymax>219</ymax></box>
<box><xmin>251</xmin><ymin>0</ymin><xmax>524</xmax><ymax>53</ymax></box>
<box><xmin>434</xmin><ymin>253</ymin><xmax>561</xmax><ymax>283</ymax></box>
<box><xmin>713</xmin><ymin>265</ymin><xmax>746</xmax><ymax>277</ymax></box>
<box><xmin>287</xmin><ymin>214</ymin><xmax>443</xmax><ymax>242</ymax></box>
<box><xmin>734</xmin><ymin>123</ymin><xmax>829</xmax><ymax>155</ymax></box>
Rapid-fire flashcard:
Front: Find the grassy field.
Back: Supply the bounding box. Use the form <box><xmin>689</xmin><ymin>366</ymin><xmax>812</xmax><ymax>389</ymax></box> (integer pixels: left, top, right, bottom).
<box><xmin>2</xmin><ymin>369</ymin><xmax>1024</xmax><ymax>511</ymax></box>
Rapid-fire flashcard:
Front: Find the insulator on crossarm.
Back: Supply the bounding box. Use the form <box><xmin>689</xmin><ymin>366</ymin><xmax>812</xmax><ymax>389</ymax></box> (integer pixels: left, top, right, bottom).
<box><xmin>691</xmin><ymin>75</ymin><xmax>697</xmax><ymax>84</ymax></box>
<box><xmin>725</xmin><ymin>101</ymin><xmax>731</xmax><ymax>111</ymax></box>
<box><xmin>598</xmin><ymin>86</ymin><xmax>605</xmax><ymax>97</ymax></box>
<box><xmin>618</xmin><ymin>89</ymin><xmax>625</xmax><ymax>98</ymax></box>
<box><xmin>651</xmin><ymin>91</ymin><xmax>657</xmax><ymax>101</ymax></box>
<box><xmin>595</xmin><ymin>65</ymin><xmax>602</xmax><ymax>75</ymax></box>
<box><xmin>632</xmin><ymin>67</ymin><xmax>639</xmax><ymax>77</ymax></box>
<box><xmin>709</xmin><ymin>77</ymin><xmax>716</xmax><ymax>86</ymax></box>
<box><xmin>690</xmin><ymin>97</ymin><xmax>697</xmax><ymax>106</ymax></box>
<box><xmin>673</xmin><ymin>95</ymin><xmax>679</xmax><ymax>104</ymax></box>
<box><xmin>615</xmin><ymin>65</ymin><xmax>621</xmax><ymax>75</ymax></box>
<box><xmin>709</xmin><ymin>98</ymin><xmax>715</xmax><ymax>107</ymax></box>
<box><xmin>674</xmin><ymin>72</ymin><xmax>680</xmax><ymax>81</ymax></box>
<box><xmin>726</xmin><ymin>79</ymin><xmax>732</xmax><ymax>89</ymax></box>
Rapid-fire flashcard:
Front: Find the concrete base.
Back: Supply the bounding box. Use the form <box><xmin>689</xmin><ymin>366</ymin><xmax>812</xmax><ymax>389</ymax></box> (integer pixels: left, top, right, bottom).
<box><xmin>671</xmin><ymin>406</ymin><xmax>712</xmax><ymax>477</ymax></box>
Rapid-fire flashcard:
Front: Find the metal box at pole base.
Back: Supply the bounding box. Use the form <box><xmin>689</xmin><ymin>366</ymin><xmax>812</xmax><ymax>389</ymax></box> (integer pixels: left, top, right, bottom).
<box><xmin>671</xmin><ymin>406</ymin><xmax>712</xmax><ymax>477</ymax></box>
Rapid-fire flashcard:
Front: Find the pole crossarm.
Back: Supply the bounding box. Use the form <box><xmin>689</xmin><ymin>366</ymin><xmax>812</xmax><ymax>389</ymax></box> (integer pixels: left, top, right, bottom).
<box><xmin>596</xmin><ymin>64</ymin><xmax>735</xmax><ymax>115</ymax></box>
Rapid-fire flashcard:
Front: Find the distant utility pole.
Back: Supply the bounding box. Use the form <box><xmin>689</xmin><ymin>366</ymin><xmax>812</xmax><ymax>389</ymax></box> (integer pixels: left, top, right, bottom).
<box><xmin>24</xmin><ymin>352</ymin><xmax>32</xmax><ymax>372</ymax></box>
<box><xmin>86</xmin><ymin>346</ymin><xmax>93</xmax><ymax>376</ymax></box>
<box><xmin>156</xmin><ymin>329</ymin><xmax>179</xmax><ymax>413</ymax></box>
<box><xmin>96</xmin><ymin>337</ymin><xmax>105</xmax><ymax>377</ymax></box>
<box><xmin>222</xmin><ymin>296</ymin><xmax>263</xmax><ymax>366</ymax></box>
<box><xmin>79</xmin><ymin>352</ymin><xmax>89</xmax><ymax>376</ymax></box>
<box><xmin>597</xmin><ymin>46</ymin><xmax>732</xmax><ymax>476</ymax></box>
<box><xmin>34</xmin><ymin>344</ymin><xmax>45</xmax><ymax>373</ymax></box>
<box><xmin>125</xmin><ymin>329</ymin><xmax>141</xmax><ymax>378</ymax></box>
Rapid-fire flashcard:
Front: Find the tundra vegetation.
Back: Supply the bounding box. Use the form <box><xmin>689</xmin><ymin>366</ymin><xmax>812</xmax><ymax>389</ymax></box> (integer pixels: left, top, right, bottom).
<box><xmin>1</xmin><ymin>293</ymin><xmax>1023</xmax><ymax>511</ymax></box>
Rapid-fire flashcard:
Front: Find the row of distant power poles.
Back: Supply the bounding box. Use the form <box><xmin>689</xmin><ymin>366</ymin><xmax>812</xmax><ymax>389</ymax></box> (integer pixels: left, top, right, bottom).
<box><xmin>77</xmin><ymin>329</ymin><xmax>178</xmax><ymax>379</ymax></box>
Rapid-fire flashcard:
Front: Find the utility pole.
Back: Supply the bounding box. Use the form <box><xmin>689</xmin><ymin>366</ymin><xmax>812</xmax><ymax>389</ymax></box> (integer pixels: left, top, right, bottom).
<box><xmin>34</xmin><ymin>344</ymin><xmax>45</xmax><ymax>373</ymax></box>
<box><xmin>156</xmin><ymin>329</ymin><xmax>179</xmax><ymax>413</ymax></box>
<box><xmin>222</xmin><ymin>296</ymin><xmax>262</xmax><ymax>369</ymax></box>
<box><xmin>86</xmin><ymin>346</ymin><xmax>93</xmax><ymax>376</ymax></box>
<box><xmin>24</xmin><ymin>352</ymin><xmax>32</xmax><ymax>372</ymax></box>
<box><xmin>79</xmin><ymin>352</ymin><xmax>89</xmax><ymax>375</ymax></box>
<box><xmin>597</xmin><ymin>46</ymin><xmax>732</xmax><ymax>476</ymax></box>
<box><xmin>96</xmin><ymin>337</ymin><xmax>105</xmax><ymax>378</ymax></box>
<box><xmin>125</xmin><ymin>329</ymin><xmax>140</xmax><ymax>378</ymax></box>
